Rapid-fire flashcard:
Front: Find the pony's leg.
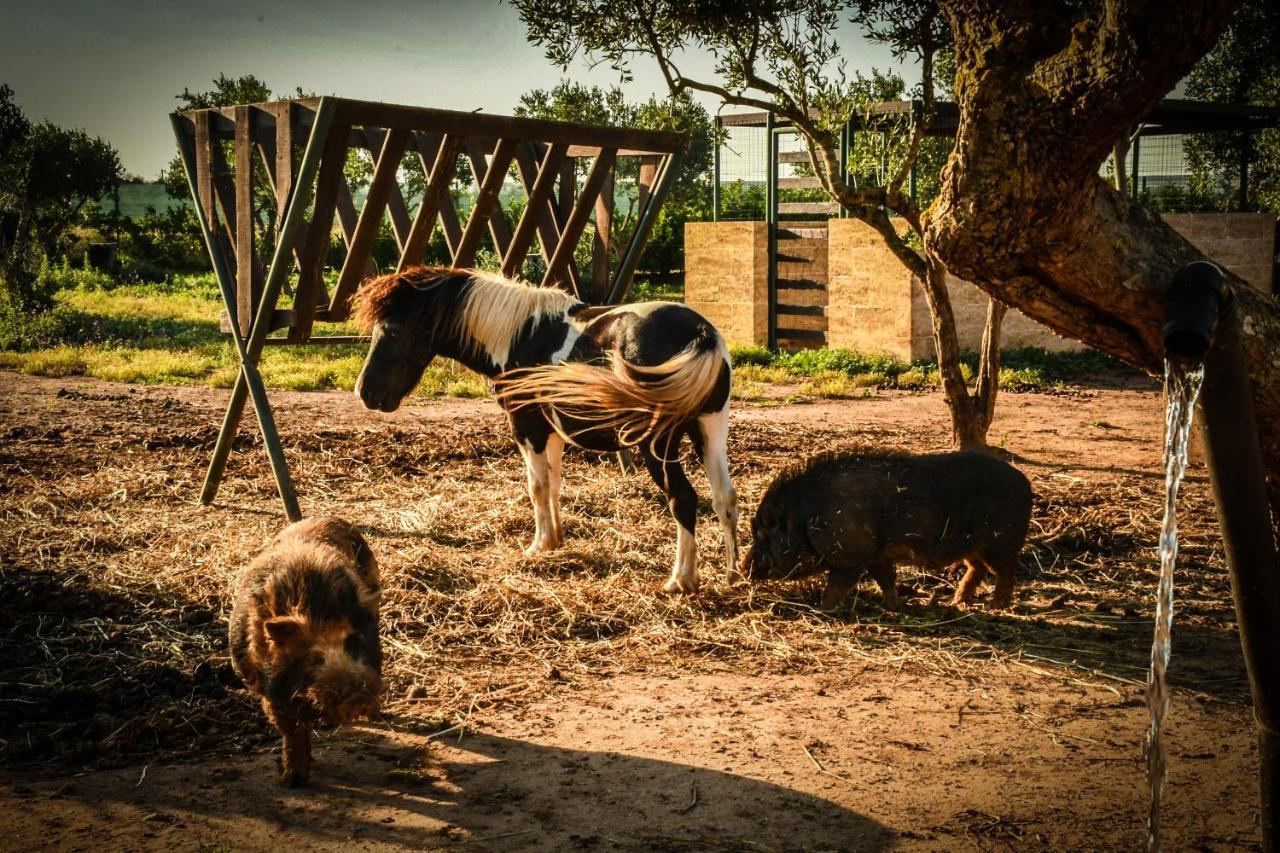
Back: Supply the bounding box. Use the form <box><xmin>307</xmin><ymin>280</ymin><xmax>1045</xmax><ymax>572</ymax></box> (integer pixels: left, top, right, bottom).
<box><xmin>545</xmin><ymin>432</ymin><xmax>565</xmax><ymax>548</ymax></box>
<box><xmin>694</xmin><ymin>406</ymin><xmax>740</xmax><ymax>582</ymax></box>
<box><xmin>640</xmin><ymin>436</ymin><xmax>700</xmax><ymax>594</ymax></box>
<box><xmin>517</xmin><ymin>438</ymin><xmax>558</xmax><ymax>555</ymax></box>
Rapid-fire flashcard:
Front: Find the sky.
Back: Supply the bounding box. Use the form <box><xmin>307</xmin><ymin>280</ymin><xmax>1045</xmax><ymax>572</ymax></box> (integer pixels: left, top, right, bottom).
<box><xmin>0</xmin><ymin>0</ymin><xmax>902</xmax><ymax>179</ymax></box>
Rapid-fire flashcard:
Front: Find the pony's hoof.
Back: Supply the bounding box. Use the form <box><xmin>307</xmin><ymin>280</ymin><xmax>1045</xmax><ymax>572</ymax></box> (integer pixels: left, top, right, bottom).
<box><xmin>523</xmin><ymin>540</ymin><xmax>557</xmax><ymax>557</ymax></box>
<box><xmin>662</xmin><ymin>575</ymin><xmax>699</xmax><ymax>595</ymax></box>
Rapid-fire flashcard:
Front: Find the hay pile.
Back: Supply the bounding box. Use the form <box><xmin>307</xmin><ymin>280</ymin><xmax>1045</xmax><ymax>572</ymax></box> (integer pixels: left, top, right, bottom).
<box><xmin>0</xmin><ymin>385</ymin><xmax>1245</xmax><ymax>769</ymax></box>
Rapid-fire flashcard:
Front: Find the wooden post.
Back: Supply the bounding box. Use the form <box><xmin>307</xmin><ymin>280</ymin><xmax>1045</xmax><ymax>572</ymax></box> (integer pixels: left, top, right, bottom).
<box><xmin>180</xmin><ymin>98</ymin><xmax>340</xmax><ymax>520</ymax></box>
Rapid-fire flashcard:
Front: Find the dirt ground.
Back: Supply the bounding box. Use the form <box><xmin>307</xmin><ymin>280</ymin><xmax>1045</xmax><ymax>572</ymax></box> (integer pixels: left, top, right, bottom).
<box><xmin>0</xmin><ymin>370</ymin><xmax>1263</xmax><ymax>851</ymax></box>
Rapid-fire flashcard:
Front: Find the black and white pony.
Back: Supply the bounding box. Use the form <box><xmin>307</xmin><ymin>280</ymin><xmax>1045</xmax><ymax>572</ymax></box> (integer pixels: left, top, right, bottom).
<box><xmin>351</xmin><ymin>266</ymin><xmax>738</xmax><ymax>593</ymax></box>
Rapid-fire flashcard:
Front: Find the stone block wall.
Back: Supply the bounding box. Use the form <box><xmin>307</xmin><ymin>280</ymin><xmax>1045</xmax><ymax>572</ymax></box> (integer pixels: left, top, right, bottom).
<box><xmin>1163</xmin><ymin>213</ymin><xmax>1275</xmax><ymax>294</ymax></box>
<box><xmin>682</xmin><ymin>213</ymin><xmax>1277</xmax><ymax>359</ymax></box>
<box><xmin>826</xmin><ymin>219</ymin><xmax>914</xmax><ymax>355</ymax></box>
<box><xmin>683</xmin><ymin>221</ymin><xmax>769</xmax><ymax>346</ymax></box>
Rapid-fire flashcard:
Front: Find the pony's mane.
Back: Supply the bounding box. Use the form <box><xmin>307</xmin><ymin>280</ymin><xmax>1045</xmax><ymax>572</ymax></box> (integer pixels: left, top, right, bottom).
<box><xmin>350</xmin><ymin>265</ymin><xmax>457</xmax><ymax>332</ymax></box>
<box><xmin>351</xmin><ymin>267</ymin><xmax>577</xmax><ymax>366</ymax></box>
<box><xmin>457</xmin><ymin>269</ymin><xmax>578</xmax><ymax>366</ymax></box>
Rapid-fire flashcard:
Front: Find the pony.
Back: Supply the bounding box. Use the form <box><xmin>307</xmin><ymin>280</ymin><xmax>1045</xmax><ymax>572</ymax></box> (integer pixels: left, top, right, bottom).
<box><xmin>351</xmin><ymin>266</ymin><xmax>738</xmax><ymax>593</ymax></box>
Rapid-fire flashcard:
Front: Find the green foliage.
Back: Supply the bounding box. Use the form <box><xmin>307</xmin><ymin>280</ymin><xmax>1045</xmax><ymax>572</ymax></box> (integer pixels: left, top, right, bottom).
<box><xmin>1183</xmin><ymin>0</ymin><xmax>1280</xmax><ymax>214</ymax></box>
<box><xmin>726</xmin><ymin>344</ymin><xmax>1125</xmax><ymax>396</ymax></box>
<box><xmin>0</xmin><ymin>86</ymin><xmax>124</xmax><ymax>308</ymax></box>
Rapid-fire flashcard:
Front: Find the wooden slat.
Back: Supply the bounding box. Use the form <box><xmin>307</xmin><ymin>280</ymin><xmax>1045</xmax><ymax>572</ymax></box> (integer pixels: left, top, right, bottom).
<box><xmin>513</xmin><ymin>144</ymin><xmax>580</xmax><ymax>293</ymax></box>
<box><xmin>194</xmin><ymin>113</ymin><xmax>216</xmax><ymax>238</ymax></box>
<box><xmin>291</xmin><ymin>121</ymin><xmax>351</xmax><ymax>342</ymax></box>
<box><xmin>275</xmin><ymin>102</ymin><xmax>296</xmax><ymax>224</ymax></box>
<box><xmin>455</xmin><ymin>138</ymin><xmax>516</xmax><ymax>267</ymax></box>
<box><xmin>778</xmin><ymin>201</ymin><xmax>841</xmax><ymax>215</ymax></box>
<box><xmin>234</xmin><ymin>106</ymin><xmax>262</xmax><ymax>337</ymax></box>
<box><xmin>195</xmin><ymin>112</ymin><xmax>239</xmax><ymax>307</ymax></box>
<box><xmin>558</xmin><ymin>158</ymin><xmax>574</xmax><ymax>221</ymax></box>
<box><xmin>501</xmin><ymin>142</ymin><xmax>566</xmax><ymax>277</ymax></box>
<box><xmin>463</xmin><ymin>138</ymin><xmax>514</xmax><ymax>260</ymax></box>
<box><xmin>542</xmin><ymin>148</ymin><xmax>616</xmax><ymax>294</ymax></box>
<box><xmin>398</xmin><ymin>134</ymin><xmax>463</xmax><ymax>271</ymax></box>
<box><xmin>254</xmin><ymin>131</ymin><xmax>307</xmax><ymax>270</ymax></box>
<box><xmin>206</xmin><ymin>126</ymin><xmax>239</xmax><ymax>255</ymax></box>
<box><xmin>636</xmin><ymin>156</ymin><xmax>658</xmax><ymax>216</ymax></box>
<box><xmin>777</xmin><ymin>176</ymin><xmax>822</xmax><ymax>189</ymax></box>
<box><xmin>776</xmin><ymin>151</ymin><xmax>813</xmax><ymax>164</ymax></box>
<box><xmin>592</xmin><ymin>165</ymin><xmax>614</xmax><ymax>302</ymax></box>
<box><xmin>438</xmin><ymin>194</ymin><xmax>463</xmax><ymax>259</ymax></box>
<box><xmin>329</xmin><ymin>128</ymin><xmax>410</xmax><ymax>319</ymax></box>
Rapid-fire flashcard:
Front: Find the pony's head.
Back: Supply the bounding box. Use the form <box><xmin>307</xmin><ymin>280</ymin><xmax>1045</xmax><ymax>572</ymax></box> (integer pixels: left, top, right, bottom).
<box><xmin>351</xmin><ymin>268</ymin><xmax>455</xmax><ymax>412</ymax></box>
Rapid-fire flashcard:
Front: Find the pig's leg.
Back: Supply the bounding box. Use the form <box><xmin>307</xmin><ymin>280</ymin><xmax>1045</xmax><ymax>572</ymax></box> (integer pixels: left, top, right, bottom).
<box><xmin>692</xmin><ymin>407</ymin><xmax>740</xmax><ymax>582</ymax></box>
<box><xmin>820</xmin><ymin>568</ymin><xmax>858</xmax><ymax>610</ymax></box>
<box><xmin>517</xmin><ymin>435</ymin><xmax>559</xmax><ymax>554</ymax></box>
<box><xmin>989</xmin><ymin>557</ymin><xmax>1017</xmax><ymax>608</ymax></box>
<box><xmin>640</xmin><ymin>435</ymin><xmax>700</xmax><ymax>594</ymax></box>
<box><xmin>869</xmin><ymin>561</ymin><xmax>900</xmax><ymax>610</ymax></box>
<box><xmin>275</xmin><ymin>706</ymin><xmax>311</xmax><ymax>787</ymax></box>
<box><xmin>952</xmin><ymin>559</ymin><xmax>988</xmax><ymax>605</ymax></box>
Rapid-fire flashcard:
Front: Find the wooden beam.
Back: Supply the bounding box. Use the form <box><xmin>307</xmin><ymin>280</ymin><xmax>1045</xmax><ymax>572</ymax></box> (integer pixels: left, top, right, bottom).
<box><xmin>455</xmin><ymin>138</ymin><xmax>516</xmax><ymax>267</ymax></box>
<box><xmin>542</xmin><ymin>148</ymin><xmax>616</xmax><ymax>295</ymax></box>
<box><xmin>234</xmin><ymin>106</ymin><xmax>262</xmax><ymax>337</ymax></box>
<box><xmin>181</xmin><ymin>98</ymin><xmax>688</xmax><ymax>155</ymax></box>
<box><xmin>399</xmin><ymin>134</ymin><xmax>462</xmax><ymax>271</ymax></box>
<box><xmin>502</xmin><ymin>142</ymin><xmax>566</xmax><ymax>277</ymax></box>
<box><xmin>291</xmin><ymin>121</ymin><xmax>351</xmax><ymax>342</ymax></box>
<box><xmin>329</xmin><ymin>129</ymin><xmax>410</xmax><ymax>319</ymax></box>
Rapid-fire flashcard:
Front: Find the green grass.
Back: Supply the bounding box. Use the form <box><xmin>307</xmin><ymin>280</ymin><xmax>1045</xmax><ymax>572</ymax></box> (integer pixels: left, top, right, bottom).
<box><xmin>0</xmin><ymin>276</ymin><xmax>489</xmax><ymax>398</ymax></box>
<box><xmin>0</xmin><ymin>276</ymin><xmax>1126</xmax><ymax>401</ymax></box>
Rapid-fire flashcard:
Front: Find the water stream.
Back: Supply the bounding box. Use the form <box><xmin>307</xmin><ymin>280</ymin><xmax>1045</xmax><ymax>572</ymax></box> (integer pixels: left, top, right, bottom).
<box><xmin>1146</xmin><ymin>360</ymin><xmax>1205</xmax><ymax>852</ymax></box>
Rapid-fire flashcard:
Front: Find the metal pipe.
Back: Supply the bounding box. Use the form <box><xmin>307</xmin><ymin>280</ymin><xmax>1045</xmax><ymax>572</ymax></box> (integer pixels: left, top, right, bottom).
<box><xmin>1197</xmin><ymin>301</ymin><xmax>1280</xmax><ymax>849</ymax></box>
<box><xmin>606</xmin><ymin>150</ymin><xmax>681</xmax><ymax>305</ymax></box>
<box><xmin>712</xmin><ymin>115</ymin><xmax>721</xmax><ymax>223</ymax></box>
<box><xmin>1164</xmin><ymin>260</ymin><xmax>1280</xmax><ymax>848</ymax></box>
<box><xmin>765</xmin><ymin>113</ymin><xmax>777</xmax><ymax>350</ymax></box>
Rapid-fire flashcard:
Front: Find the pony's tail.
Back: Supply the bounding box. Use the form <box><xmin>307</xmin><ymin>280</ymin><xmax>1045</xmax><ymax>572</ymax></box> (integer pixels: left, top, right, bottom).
<box><xmin>493</xmin><ymin>333</ymin><xmax>728</xmax><ymax>450</ymax></box>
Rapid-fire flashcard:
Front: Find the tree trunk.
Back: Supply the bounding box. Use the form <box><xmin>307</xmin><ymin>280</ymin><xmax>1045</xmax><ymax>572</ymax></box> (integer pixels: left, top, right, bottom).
<box><xmin>917</xmin><ymin>256</ymin><xmax>1004</xmax><ymax>450</ymax></box>
<box><xmin>924</xmin><ymin>0</ymin><xmax>1280</xmax><ymax>519</ymax></box>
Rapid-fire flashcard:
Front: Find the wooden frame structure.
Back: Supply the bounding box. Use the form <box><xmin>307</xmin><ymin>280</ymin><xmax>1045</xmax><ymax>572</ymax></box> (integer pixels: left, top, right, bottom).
<box><xmin>171</xmin><ymin>96</ymin><xmax>686</xmax><ymax>520</ymax></box>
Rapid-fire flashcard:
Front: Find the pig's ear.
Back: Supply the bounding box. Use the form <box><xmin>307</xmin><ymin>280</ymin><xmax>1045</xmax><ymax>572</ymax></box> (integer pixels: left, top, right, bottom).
<box><xmin>264</xmin><ymin>616</ymin><xmax>306</xmax><ymax>647</ymax></box>
<box><xmin>756</xmin><ymin>503</ymin><xmax>778</xmax><ymax>530</ymax></box>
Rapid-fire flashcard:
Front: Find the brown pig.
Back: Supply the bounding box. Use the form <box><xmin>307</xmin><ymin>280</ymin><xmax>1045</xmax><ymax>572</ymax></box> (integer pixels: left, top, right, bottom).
<box><xmin>229</xmin><ymin>516</ymin><xmax>382</xmax><ymax>786</ymax></box>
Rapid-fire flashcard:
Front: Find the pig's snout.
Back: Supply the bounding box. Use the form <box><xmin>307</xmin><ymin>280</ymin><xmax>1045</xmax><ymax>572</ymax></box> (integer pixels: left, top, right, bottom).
<box><xmin>304</xmin><ymin>649</ymin><xmax>382</xmax><ymax>723</ymax></box>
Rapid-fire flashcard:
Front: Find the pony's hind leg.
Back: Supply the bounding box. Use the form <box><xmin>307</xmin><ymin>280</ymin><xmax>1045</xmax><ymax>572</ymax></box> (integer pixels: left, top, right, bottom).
<box><xmin>694</xmin><ymin>407</ymin><xmax>740</xmax><ymax>582</ymax></box>
<box><xmin>545</xmin><ymin>432</ymin><xmax>564</xmax><ymax>547</ymax></box>
<box><xmin>517</xmin><ymin>437</ymin><xmax>559</xmax><ymax>555</ymax></box>
<box><xmin>640</xmin><ymin>435</ymin><xmax>700</xmax><ymax>594</ymax></box>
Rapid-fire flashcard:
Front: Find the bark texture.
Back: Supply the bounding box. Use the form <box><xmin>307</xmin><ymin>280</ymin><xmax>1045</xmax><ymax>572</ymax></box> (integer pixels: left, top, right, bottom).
<box><xmin>924</xmin><ymin>0</ymin><xmax>1280</xmax><ymax>523</ymax></box>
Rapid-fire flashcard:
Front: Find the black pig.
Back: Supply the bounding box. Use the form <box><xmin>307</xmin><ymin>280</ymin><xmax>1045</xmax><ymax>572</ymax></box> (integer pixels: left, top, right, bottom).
<box><xmin>745</xmin><ymin>449</ymin><xmax>1032</xmax><ymax>610</ymax></box>
<box><xmin>229</xmin><ymin>516</ymin><xmax>382</xmax><ymax>786</ymax></box>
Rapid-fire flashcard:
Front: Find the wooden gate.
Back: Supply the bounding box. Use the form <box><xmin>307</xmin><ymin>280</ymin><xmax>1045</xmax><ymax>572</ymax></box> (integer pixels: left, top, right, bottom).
<box><xmin>171</xmin><ymin>96</ymin><xmax>686</xmax><ymax>520</ymax></box>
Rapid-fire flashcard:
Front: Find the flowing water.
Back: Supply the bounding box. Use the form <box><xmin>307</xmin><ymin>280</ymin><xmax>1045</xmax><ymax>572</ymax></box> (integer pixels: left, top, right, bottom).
<box><xmin>1146</xmin><ymin>360</ymin><xmax>1205</xmax><ymax>852</ymax></box>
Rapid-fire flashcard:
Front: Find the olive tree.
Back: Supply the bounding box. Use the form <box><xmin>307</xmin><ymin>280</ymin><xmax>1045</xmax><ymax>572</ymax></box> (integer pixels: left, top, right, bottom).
<box><xmin>512</xmin><ymin>0</ymin><xmax>1008</xmax><ymax>448</ymax></box>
